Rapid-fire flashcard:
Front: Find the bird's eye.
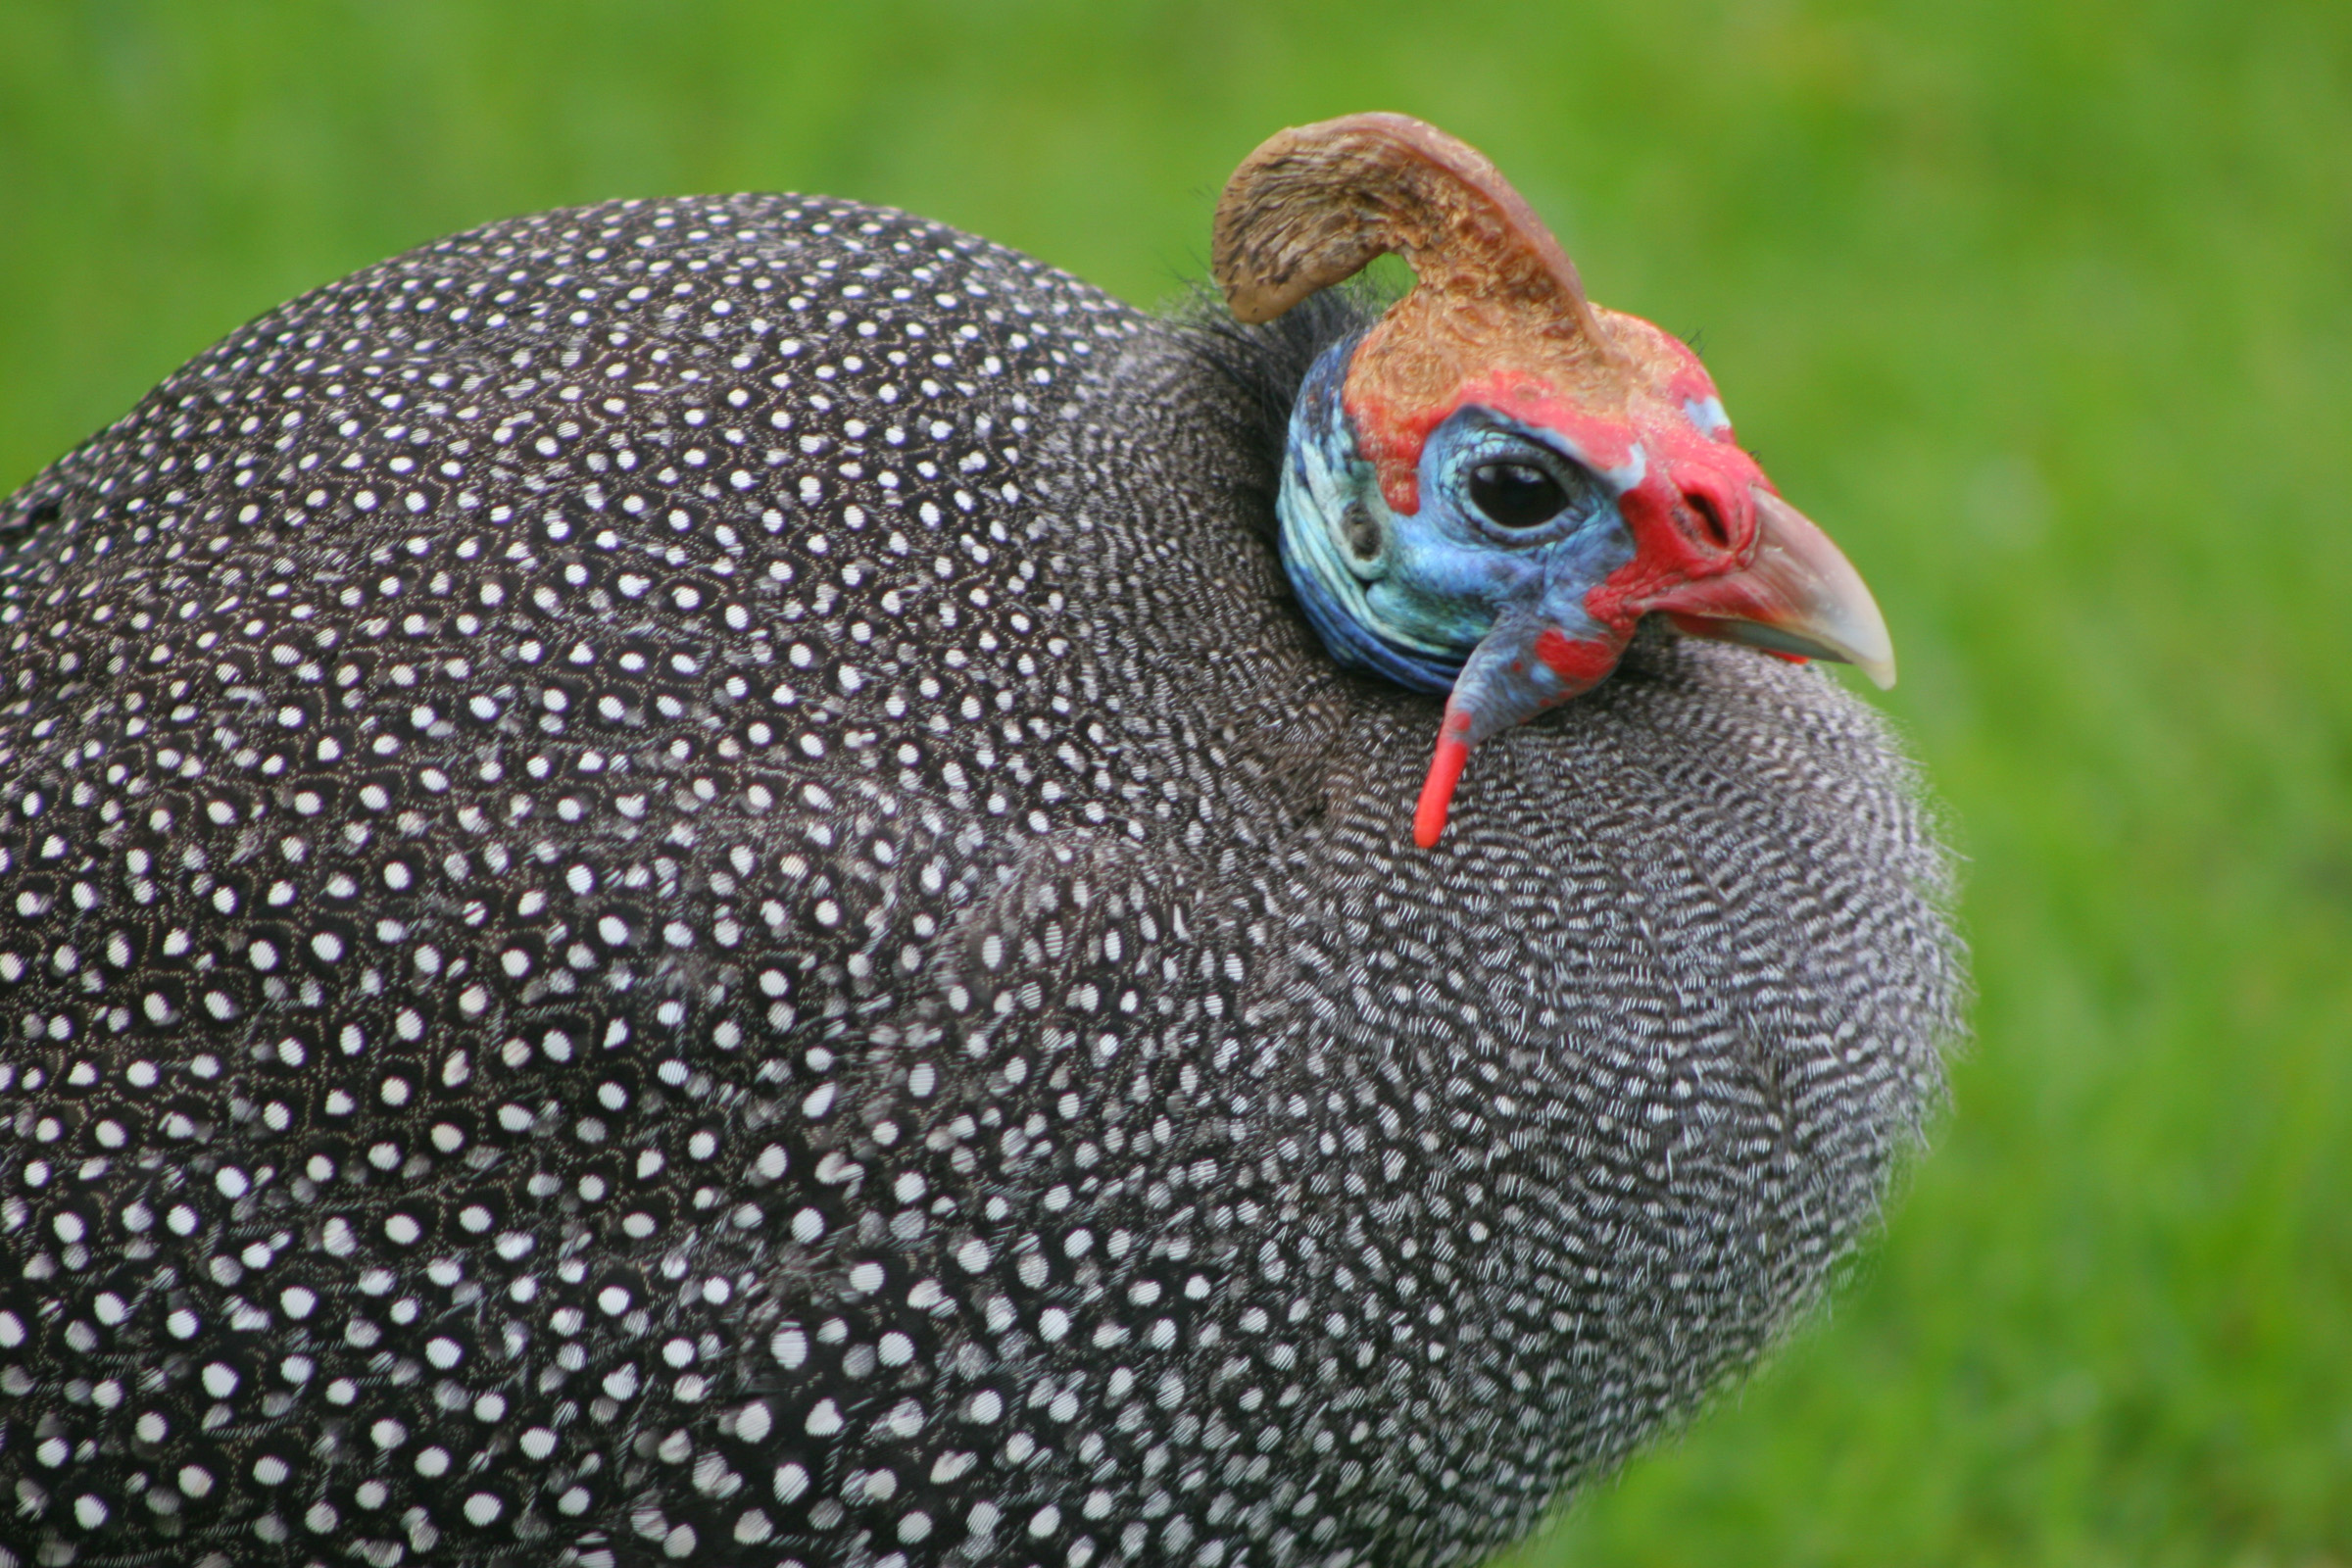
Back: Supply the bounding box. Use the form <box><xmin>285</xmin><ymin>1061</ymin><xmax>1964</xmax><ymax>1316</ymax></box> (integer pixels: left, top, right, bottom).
<box><xmin>1468</xmin><ymin>463</ymin><xmax>1568</xmax><ymax>529</ymax></box>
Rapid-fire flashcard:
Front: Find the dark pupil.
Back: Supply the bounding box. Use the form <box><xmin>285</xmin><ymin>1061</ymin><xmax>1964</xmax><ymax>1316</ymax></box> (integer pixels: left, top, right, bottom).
<box><xmin>1468</xmin><ymin>462</ymin><xmax>1568</xmax><ymax>528</ymax></box>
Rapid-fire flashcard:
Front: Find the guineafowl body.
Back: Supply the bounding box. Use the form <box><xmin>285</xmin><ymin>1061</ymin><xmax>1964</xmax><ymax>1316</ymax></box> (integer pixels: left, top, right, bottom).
<box><xmin>0</xmin><ymin>177</ymin><xmax>1962</xmax><ymax>1568</ymax></box>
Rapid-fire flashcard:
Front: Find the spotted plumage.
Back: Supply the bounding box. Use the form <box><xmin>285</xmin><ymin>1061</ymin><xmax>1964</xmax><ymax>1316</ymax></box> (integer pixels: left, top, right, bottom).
<box><xmin>0</xmin><ymin>178</ymin><xmax>1961</xmax><ymax>1568</ymax></box>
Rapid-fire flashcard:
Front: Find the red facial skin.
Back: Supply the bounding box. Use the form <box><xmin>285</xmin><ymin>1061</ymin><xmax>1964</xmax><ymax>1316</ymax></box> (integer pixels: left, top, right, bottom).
<box><xmin>1348</xmin><ymin>334</ymin><xmax>1770</xmax><ymax>635</ymax></box>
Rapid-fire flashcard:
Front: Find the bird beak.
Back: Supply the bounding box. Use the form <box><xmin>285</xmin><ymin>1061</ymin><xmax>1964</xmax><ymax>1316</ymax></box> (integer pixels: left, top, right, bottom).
<box><xmin>1410</xmin><ymin>487</ymin><xmax>1893</xmax><ymax>849</ymax></box>
<box><xmin>1652</xmin><ymin>488</ymin><xmax>1896</xmax><ymax>689</ymax></box>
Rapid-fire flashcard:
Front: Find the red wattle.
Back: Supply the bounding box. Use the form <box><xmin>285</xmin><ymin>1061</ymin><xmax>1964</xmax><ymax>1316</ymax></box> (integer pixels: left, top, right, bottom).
<box><xmin>1414</xmin><ymin>727</ymin><xmax>1473</xmax><ymax>849</ymax></box>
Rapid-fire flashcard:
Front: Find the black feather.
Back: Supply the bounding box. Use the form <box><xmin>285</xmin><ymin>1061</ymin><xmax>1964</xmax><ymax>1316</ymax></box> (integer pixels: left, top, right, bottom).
<box><xmin>1164</xmin><ymin>281</ymin><xmax>1384</xmax><ymax>541</ymax></box>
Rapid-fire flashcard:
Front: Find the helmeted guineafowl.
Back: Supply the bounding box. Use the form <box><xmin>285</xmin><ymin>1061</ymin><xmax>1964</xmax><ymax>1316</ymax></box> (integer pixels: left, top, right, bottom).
<box><xmin>0</xmin><ymin>114</ymin><xmax>1962</xmax><ymax>1568</ymax></box>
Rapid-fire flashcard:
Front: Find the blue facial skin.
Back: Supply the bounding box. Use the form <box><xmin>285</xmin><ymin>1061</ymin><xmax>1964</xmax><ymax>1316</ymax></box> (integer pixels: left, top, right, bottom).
<box><xmin>1277</xmin><ymin>334</ymin><xmax>1637</xmax><ymax>696</ymax></box>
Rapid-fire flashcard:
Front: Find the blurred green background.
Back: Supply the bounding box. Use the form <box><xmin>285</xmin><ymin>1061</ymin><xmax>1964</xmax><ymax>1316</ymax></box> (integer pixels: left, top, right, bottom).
<box><xmin>3</xmin><ymin>0</ymin><xmax>2347</xmax><ymax>1562</ymax></box>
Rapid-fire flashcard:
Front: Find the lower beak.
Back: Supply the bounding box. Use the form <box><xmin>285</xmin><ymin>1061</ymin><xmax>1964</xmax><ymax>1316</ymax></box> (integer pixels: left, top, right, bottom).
<box><xmin>1652</xmin><ymin>489</ymin><xmax>1896</xmax><ymax>690</ymax></box>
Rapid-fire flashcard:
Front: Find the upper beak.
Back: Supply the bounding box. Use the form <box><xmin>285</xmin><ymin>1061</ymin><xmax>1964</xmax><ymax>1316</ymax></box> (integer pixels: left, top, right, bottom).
<box><xmin>1653</xmin><ymin>488</ymin><xmax>1896</xmax><ymax>689</ymax></box>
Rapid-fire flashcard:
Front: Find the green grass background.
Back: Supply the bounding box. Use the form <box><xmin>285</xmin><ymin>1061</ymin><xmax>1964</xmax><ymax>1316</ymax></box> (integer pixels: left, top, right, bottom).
<box><xmin>3</xmin><ymin>0</ymin><xmax>2347</xmax><ymax>1561</ymax></box>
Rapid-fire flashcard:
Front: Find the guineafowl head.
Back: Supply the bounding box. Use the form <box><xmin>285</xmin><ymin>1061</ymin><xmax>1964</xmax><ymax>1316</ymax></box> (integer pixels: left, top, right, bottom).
<box><xmin>1216</xmin><ymin>114</ymin><xmax>1895</xmax><ymax>844</ymax></box>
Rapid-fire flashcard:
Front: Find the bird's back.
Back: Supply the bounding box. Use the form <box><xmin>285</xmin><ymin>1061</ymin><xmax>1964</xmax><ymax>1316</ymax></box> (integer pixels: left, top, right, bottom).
<box><xmin>0</xmin><ymin>194</ymin><xmax>1960</xmax><ymax>1568</ymax></box>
